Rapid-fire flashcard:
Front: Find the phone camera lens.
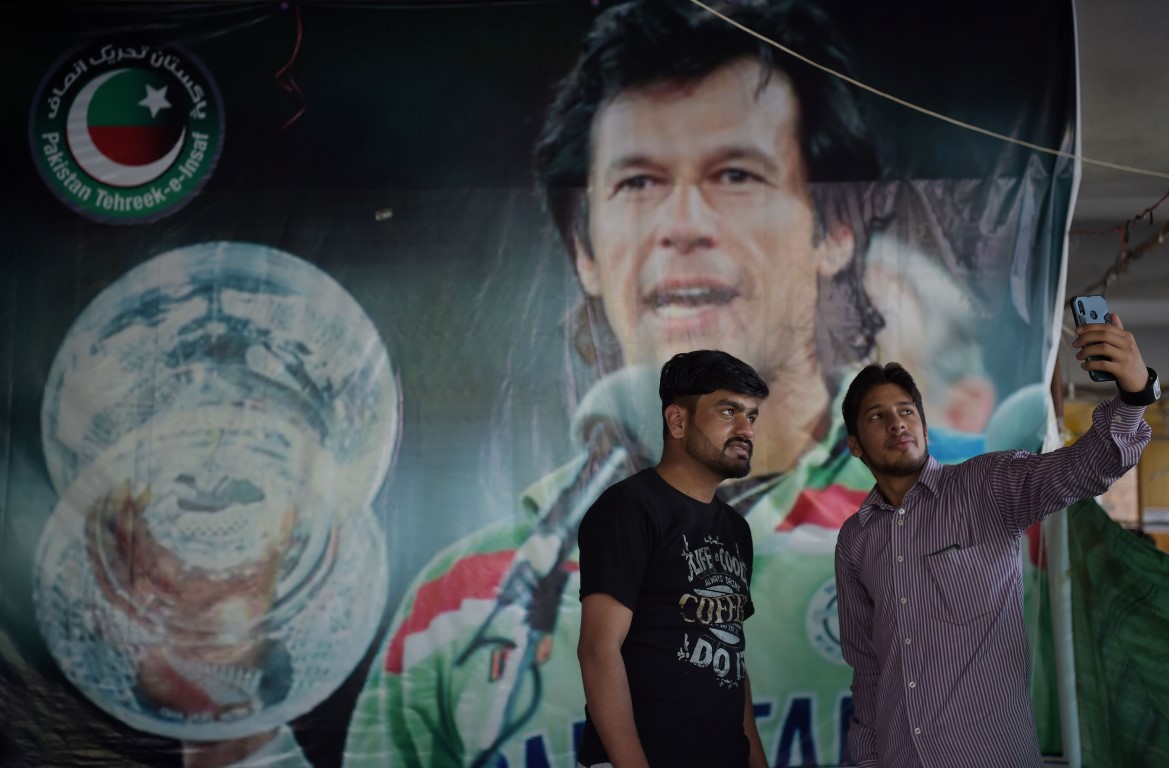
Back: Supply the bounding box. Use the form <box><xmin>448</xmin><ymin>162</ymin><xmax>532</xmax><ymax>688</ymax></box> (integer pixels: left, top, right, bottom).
<box><xmin>1090</xmin><ymin>310</ymin><xmax>1098</xmax><ymax>320</ymax></box>
<box><xmin>1077</xmin><ymin>300</ymin><xmax>1084</xmax><ymax>314</ymax></box>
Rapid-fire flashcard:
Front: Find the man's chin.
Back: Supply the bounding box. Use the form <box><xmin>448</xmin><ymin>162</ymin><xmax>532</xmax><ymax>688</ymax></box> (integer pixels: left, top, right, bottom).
<box><xmin>722</xmin><ymin>458</ymin><xmax>752</xmax><ymax>480</ymax></box>
<box><xmin>698</xmin><ymin>454</ymin><xmax>752</xmax><ymax>481</ymax></box>
<box><xmin>634</xmin><ymin>313</ymin><xmax>739</xmax><ymax>359</ymax></box>
<box><xmin>884</xmin><ymin>453</ymin><xmax>928</xmax><ymax>477</ymax></box>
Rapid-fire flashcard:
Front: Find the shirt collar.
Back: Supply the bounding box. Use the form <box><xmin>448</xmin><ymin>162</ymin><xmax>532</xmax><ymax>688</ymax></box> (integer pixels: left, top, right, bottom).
<box><xmin>855</xmin><ymin>455</ymin><xmax>943</xmax><ymax>526</ymax></box>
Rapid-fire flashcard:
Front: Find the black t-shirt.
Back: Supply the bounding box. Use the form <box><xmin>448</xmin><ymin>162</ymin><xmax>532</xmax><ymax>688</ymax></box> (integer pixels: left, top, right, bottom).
<box><xmin>576</xmin><ymin>468</ymin><xmax>756</xmax><ymax>766</ymax></box>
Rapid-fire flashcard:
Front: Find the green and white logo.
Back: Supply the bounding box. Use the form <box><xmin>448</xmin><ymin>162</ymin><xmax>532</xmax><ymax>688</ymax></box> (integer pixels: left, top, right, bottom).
<box><xmin>29</xmin><ymin>42</ymin><xmax>223</xmax><ymax>224</ymax></box>
<box><xmin>806</xmin><ymin>577</ymin><xmax>846</xmax><ymax>665</ymax></box>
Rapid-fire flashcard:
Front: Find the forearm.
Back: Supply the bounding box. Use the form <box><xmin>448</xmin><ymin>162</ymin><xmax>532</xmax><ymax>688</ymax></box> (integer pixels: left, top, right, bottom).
<box><xmin>992</xmin><ymin>398</ymin><xmax>1151</xmax><ymax>530</ymax></box>
<box><xmin>579</xmin><ymin>646</ymin><xmax>649</xmax><ymax>768</ymax></box>
<box><xmin>1068</xmin><ymin>398</ymin><xmax>1150</xmax><ymax>484</ymax></box>
<box><xmin>846</xmin><ymin>671</ymin><xmax>880</xmax><ymax>767</ymax></box>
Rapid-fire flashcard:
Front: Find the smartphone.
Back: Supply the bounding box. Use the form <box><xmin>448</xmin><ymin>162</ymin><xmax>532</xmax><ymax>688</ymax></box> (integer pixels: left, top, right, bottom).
<box><xmin>1070</xmin><ymin>294</ymin><xmax>1115</xmax><ymax>382</ymax></box>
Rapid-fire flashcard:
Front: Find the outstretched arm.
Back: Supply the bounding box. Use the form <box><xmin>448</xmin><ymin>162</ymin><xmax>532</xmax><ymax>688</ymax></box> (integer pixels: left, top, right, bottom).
<box><xmin>578</xmin><ymin>593</ymin><xmax>648</xmax><ymax>768</ymax></box>
<box><xmin>990</xmin><ymin>313</ymin><xmax>1154</xmax><ymax>532</ymax></box>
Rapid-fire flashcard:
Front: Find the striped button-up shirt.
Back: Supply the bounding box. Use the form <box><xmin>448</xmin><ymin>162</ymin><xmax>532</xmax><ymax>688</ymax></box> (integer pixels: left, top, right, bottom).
<box><xmin>835</xmin><ymin>397</ymin><xmax>1151</xmax><ymax>767</ymax></box>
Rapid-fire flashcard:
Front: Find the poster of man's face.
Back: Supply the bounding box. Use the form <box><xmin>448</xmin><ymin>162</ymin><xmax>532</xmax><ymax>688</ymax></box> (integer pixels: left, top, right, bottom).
<box><xmin>578</xmin><ymin>58</ymin><xmax>844</xmax><ymax>375</ymax></box>
<box><xmin>1</xmin><ymin>1</ymin><xmax>1074</xmax><ymax>765</ymax></box>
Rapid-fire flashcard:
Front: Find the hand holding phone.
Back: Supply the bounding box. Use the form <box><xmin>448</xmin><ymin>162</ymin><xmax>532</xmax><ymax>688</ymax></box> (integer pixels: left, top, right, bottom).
<box><xmin>1070</xmin><ymin>294</ymin><xmax>1115</xmax><ymax>382</ymax></box>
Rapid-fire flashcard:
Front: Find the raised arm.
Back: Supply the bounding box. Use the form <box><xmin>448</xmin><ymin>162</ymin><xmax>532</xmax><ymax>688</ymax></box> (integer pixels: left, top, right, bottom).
<box><xmin>989</xmin><ymin>313</ymin><xmax>1154</xmax><ymax>532</ymax></box>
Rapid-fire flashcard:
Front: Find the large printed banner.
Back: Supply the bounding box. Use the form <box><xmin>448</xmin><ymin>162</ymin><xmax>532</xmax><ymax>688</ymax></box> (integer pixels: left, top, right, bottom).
<box><xmin>0</xmin><ymin>1</ymin><xmax>1075</xmax><ymax>766</ymax></box>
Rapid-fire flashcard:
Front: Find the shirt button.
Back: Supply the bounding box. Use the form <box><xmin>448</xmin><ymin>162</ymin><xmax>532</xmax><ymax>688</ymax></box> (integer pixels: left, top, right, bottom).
<box><xmin>896</xmin><ymin>555</ymin><xmax>904</xmax><ymax>563</ymax></box>
<box><xmin>897</xmin><ymin>519</ymin><xmax>904</xmax><ymax>526</ymax></box>
<box><xmin>905</xmin><ymin>637</ymin><xmax>912</xmax><ymax>645</ymax></box>
<box><xmin>914</xmin><ymin>727</ymin><xmax>922</xmax><ymax>735</ymax></box>
<box><xmin>909</xmin><ymin>681</ymin><xmax>916</xmax><ymax>688</ymax></box>
<box><xmin>900</xmin><ymin>597</ymin><xmax>907</xmax><ymax>604</ymax></box>
<box><xmin>898</xmin><ymin>508</ymin><xmax>906</xmax><ymax>515</ymax></box>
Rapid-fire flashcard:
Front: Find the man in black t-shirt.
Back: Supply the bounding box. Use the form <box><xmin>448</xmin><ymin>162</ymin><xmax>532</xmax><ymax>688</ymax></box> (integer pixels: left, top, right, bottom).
<box><xmin>577</xmin><ymin>350</ymin><xmax>770</xmax><ymax>768</ymax></box>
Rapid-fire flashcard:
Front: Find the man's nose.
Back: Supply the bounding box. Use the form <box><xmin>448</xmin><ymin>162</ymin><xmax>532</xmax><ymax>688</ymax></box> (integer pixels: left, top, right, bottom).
<box><xmin>734</xmin><ymin>414</ymin><xmax>755</xmax><ymax>439</ymax></box>
<box><xmin>658</xmin><ymin>183</ymin><xmax>716</xmax><ymax>253</ymax></box>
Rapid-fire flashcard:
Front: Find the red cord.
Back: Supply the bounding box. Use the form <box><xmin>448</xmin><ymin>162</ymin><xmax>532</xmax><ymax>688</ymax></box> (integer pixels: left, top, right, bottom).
<box><xmin>275</xmin><ymin>3</ymin><xmax>306</xmax><ymax>130</ymax></box>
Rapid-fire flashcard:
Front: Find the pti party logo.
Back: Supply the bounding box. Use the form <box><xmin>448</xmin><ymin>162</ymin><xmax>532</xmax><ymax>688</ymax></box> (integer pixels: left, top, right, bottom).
<box><xmin>30</xmin><ymin>42</ymin><xmax>223</xmax><ymax>224</ymax></box>
<box><xmin>806</xmin><ymin>578</ymin><xmax>846</xmax><ymax>665</ymax></box>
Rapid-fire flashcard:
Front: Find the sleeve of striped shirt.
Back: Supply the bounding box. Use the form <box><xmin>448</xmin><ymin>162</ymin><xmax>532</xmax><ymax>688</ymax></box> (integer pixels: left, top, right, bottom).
<box><xmin>988</xmin><ymin>397</ymin><xmax>1152</xmax><ymax>534</ymax></box>
<box><xmin>835</xmin><ymin>527</ymin><xmax>880</xmax><ymax>768</ymax></box>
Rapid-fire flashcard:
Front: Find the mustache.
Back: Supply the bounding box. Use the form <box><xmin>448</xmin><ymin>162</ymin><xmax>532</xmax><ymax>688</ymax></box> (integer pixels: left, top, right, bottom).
<box><xmin>725</xmin><ymin>438</ymin><xmax>753</xmax><ymax>454</ymax></box>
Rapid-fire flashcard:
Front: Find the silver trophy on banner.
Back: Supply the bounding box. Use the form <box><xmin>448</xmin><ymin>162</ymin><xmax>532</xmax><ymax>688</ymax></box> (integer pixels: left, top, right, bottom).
<box><xmin>35</xmin><ymin>242</ymin><xmax>399</xmax><ymax>741</ymax></box>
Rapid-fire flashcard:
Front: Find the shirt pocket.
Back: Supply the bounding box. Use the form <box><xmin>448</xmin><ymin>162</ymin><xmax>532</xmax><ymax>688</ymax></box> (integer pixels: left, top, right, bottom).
<box><xmin>923</xmin><ymin>545</ymin><xmax>997</xmax><ymax>625</ymax></box>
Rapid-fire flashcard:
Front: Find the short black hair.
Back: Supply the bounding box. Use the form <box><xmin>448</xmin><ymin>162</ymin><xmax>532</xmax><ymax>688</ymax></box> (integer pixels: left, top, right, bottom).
<box><xmin>841</xmin><ymin>362</ymin><xmax>927</xmax><ymax>439</ymax></box>
<box><xmin>536</xmin><ymin>0</ymin><xmax>883</xmax><ymax>373</ymax></box>
<box><xmin>659</xmin><ymin>350</ymin><xmax>769</xmax><ymax>437</ymax></box>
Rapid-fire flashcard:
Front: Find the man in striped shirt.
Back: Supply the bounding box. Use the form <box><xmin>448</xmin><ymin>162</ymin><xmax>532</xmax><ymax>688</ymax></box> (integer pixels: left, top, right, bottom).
<box><xmin>835</xmin><ymin>315</ymin><xmax>1158</xmax><ymax>767</ymax></box>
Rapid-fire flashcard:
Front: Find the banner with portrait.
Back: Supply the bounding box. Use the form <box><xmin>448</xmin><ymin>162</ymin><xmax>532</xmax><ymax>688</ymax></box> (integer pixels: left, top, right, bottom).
<box><xmin>1</xmin><ymin>1</ymin><xmax>1075</xmax><ymax>766</ymax></box>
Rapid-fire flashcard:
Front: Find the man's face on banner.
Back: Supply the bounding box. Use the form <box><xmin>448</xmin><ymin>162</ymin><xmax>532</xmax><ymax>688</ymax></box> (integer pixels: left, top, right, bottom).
<box><xmin>576</xmin><ymin>57</ymin><xmax>853</xmax><ymax>377</ymax></box>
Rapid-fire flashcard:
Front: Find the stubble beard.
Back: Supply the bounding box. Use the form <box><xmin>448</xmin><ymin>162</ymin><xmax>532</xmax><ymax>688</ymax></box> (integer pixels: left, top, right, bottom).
<box><xmin>866</xmin><ymin>448</ymin><xmax>928</xmax><ymax>478</ymax></box>
<box><xmin>685</xmin><ymin>424</ymin><xmax>753</xmax><ymax>480</ymax></box>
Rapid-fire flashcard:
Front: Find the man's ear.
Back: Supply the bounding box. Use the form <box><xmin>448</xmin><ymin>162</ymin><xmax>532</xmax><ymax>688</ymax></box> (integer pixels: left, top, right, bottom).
<box><xmin>664</xmin><ymin>403</ymin><xmax>688</xmax><ymax>440</ymax></box>
<box><xmin>846</xmin><ymin>434</ymin><xmax>863</xmax><ymax>459</ymax></box>
<box><xmin>814</xmin><ymin>221</ymin><xmax>855</xmax><ymax>278</ymax></box>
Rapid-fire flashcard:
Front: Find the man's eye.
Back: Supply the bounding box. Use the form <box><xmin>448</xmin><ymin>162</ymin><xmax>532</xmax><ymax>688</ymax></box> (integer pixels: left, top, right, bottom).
<box><xmin>715</xmin><ymin>168</ymin><xmax>762</xmax><ymax>184</ymax></box>
<box><xmin>747</xmin><ymin>414</ymin><xmax>757</xmax><ymax>424</ymax></box>
<box><xmin>614</xmin><ymin>175</ymin><xmax>659</xmax><ymax>194</ymax></box>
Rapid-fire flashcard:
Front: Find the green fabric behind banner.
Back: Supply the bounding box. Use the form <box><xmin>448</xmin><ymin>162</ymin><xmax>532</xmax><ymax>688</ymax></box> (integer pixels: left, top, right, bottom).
<box><xmin>1069</xmin><ymin>499</ymin><xmax>1169</xmax><ymax>767</ymax></box>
